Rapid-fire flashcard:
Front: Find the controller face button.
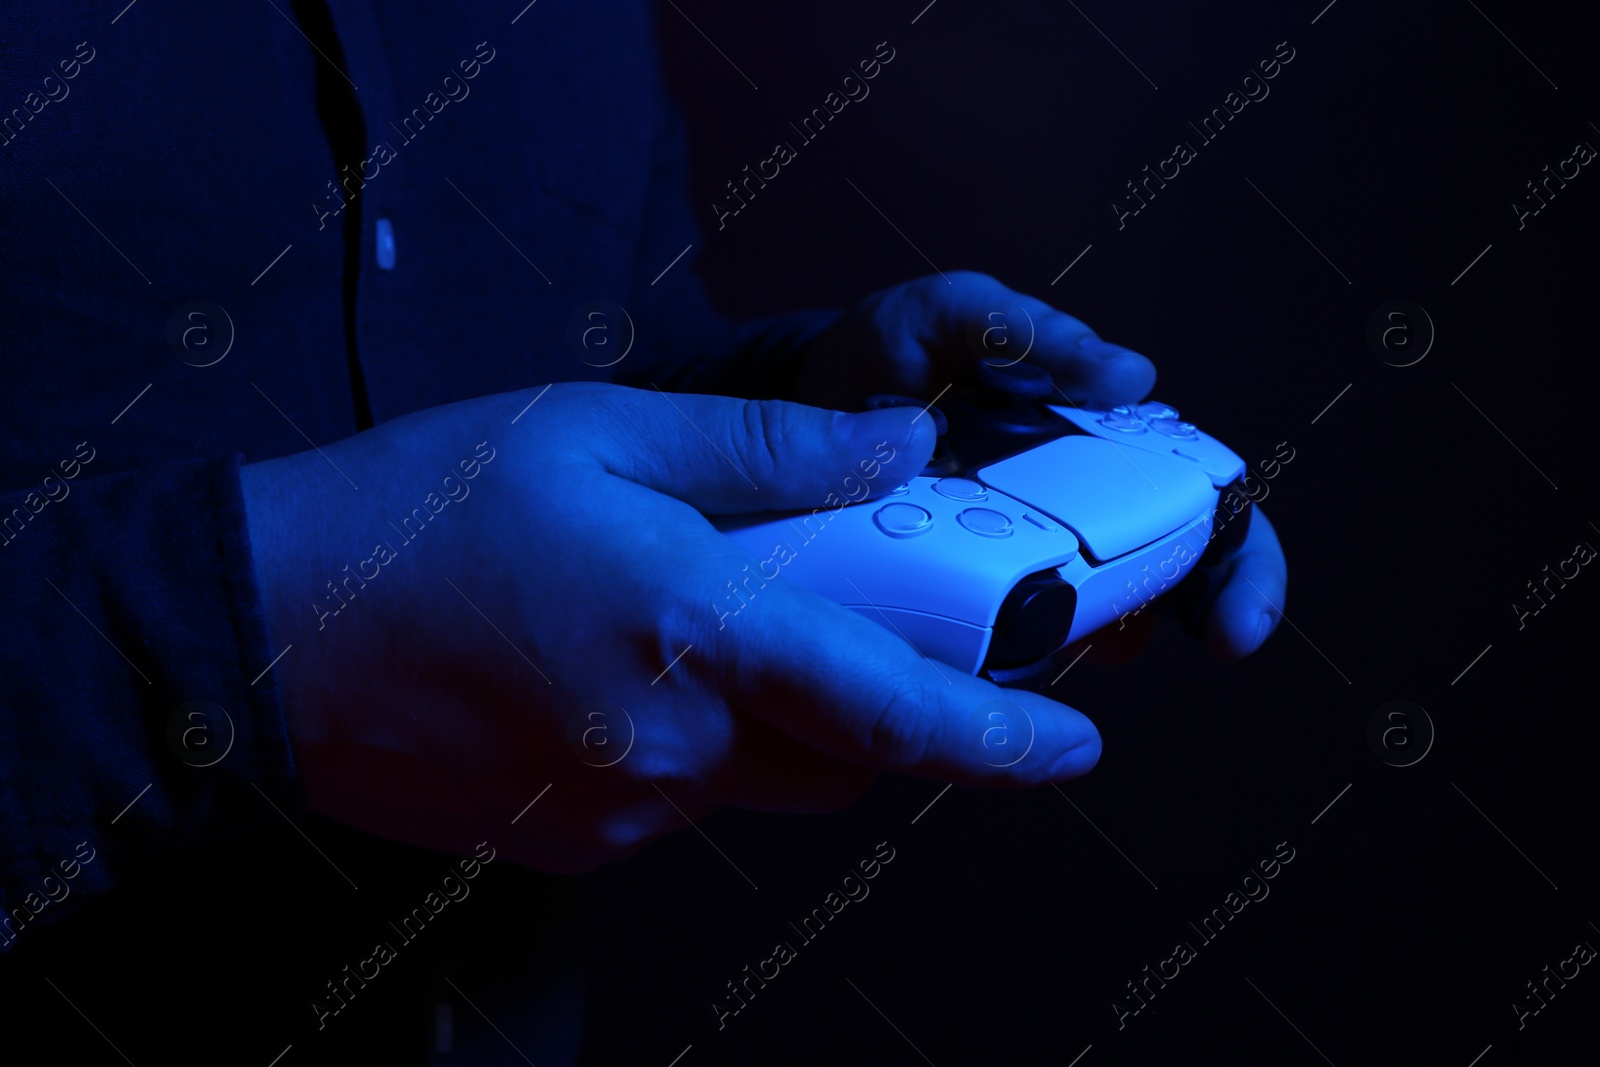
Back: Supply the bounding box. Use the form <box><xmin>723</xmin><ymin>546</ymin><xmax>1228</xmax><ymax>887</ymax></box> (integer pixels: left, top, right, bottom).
<box><xmin>874</xmin><ymin>502</ymin><xmax>934</xmax><ymax>538</ymax></box>
<box><xmin>1148</xmin><ymin>417</ymin><xmax>1198</xmax><ymax>438</ymax></box>
<box><xmin>1098</xmin><ymin>407</ymin><xmax>1147</xmax><ymax>432</ymax></box>
<box><xmin>933</xmin><ymin>477</ymin><xmax>988</xmax><ymax>501</ymax></box>
<box><xmin>888</xmin><ymin>483</ymin><xmax>911</xmax><ymax>496</ymax></box>
<box><xmin>1023</xmin><ymin>512</ymin><xmax>1058</xmax><ymax>532</ymax></box>
<box><xmin>1137</xmin><ymin>400</ymin><xmax>1180</xmax><ymax>421</ymax></box>
<box><xmin>957</xmin><ymin>507</ymin><xmax>1013</xmax><ymax>538</ymax></box>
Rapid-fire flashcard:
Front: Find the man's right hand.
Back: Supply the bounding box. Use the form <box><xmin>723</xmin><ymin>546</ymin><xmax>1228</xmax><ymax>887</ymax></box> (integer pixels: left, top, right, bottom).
<box><xmin>239</xmin><ymin>383</ymin><xmax>1102</xmax><ymax>872</ymax></box>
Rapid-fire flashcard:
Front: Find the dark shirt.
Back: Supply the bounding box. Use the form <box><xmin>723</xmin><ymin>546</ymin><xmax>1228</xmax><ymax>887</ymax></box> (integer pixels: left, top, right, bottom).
<box><xmin>0</xmin><ymin>1</ymin><xmax>832</xmax><ymax>1059</ymax></box>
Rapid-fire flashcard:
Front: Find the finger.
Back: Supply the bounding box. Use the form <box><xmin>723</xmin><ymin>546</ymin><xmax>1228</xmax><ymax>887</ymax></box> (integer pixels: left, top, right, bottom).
<box><xmin>719</xmin><ymin>580</ymin><xmax>1103</xmax><ymax>788</ymax></box>
<box><xmin>1201</xmin><ymin>508</ymin><xmax>1288</xmax><ymax>662</ymax></box>
<box><xmin>898</xmin><ymin>271</ymin><xmax>1157</xmax><ymax>404</ymax></box>
<box><xmin>580</xmin><ymin>386</ymin><xmax>936</xmax><ymax>515</ymax></box>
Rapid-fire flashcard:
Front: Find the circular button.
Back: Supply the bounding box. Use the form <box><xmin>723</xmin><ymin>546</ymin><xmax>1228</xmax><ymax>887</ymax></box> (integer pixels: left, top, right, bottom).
<box><xmin>1137</xmin><ymin>400</ymin><xmax>1179</xmax><ymax>421</ymax></box>
<box><xmin>1148</xmin><ymin>417</ymin><xmax>1198</xmax><ymax>438</ymax></box>
<box><xmin>1098</xmin><ymin>405</ymin><xmax>1146</xmax><ymax>433</ymax></box>
<box><xmin>875</xmin><ymin>503</ymin><xmax>933</xmax><ymax>538</ymax></box>
<box><xmin>958</xmin><ymin>507</ymin><xmax>1013</xmax><ymax>538</ymax></box>
<box><xmin>888</xmin><ymin>482</ymin><xmax>910</xmax><ymax>497</ymax></box>
<box><xmin>933</xmin><ymin>477</ymin><xmax>988</xmax><ymax>501</ymax></box>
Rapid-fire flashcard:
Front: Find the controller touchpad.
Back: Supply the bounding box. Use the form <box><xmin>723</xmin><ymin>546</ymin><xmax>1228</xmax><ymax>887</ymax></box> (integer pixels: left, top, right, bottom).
<box><xmin>976</xmin><ymin>437</ymin><xmax>1215</xmax><ymax>561</ymax></box>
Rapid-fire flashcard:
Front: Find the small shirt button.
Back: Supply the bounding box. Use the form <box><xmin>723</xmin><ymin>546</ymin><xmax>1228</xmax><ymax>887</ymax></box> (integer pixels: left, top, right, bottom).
<box><xmin>376</xmin><ymin>217</ymin><xmax>396</xmax><ymax>270</ymax></box>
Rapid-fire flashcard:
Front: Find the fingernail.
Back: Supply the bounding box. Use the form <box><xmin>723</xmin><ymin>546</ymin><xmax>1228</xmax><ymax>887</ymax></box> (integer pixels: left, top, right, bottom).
<box><xmin>1253</xmin><ymin>612</ymin><xmax>1276</xmax><ymax>649</ymax></box>
<box><xmin>1048</xmin><ymin>738</ymin><xmax>1101</xmax><ymax>779</ymax></box>
<box><xmin>841</xmin><ymin>406</ymin><xmax>931</xmax><ymax>457</ymax></box>
<box><xmin>1079</xmin><ymin>337</ymin><xmax>1139</xmax><ymax>361</ymax></box>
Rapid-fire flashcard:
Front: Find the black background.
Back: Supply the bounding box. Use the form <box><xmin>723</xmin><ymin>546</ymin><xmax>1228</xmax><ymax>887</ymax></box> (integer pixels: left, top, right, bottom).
<box><xmin>576</xmin><ymin>0</ymin><xmax>1600</xmax><ymax>1063</ymax></box>
<box><xmin>2</xmin><ymin>2</ymin><xmax>1594</xmax><ymax>1065</ymax></box>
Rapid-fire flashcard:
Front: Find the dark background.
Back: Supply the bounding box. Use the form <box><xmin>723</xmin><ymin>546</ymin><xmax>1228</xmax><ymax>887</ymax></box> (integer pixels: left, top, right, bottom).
<box><xmin>577</xmin><ymin>0</ymin><xmax>1600</xmax><ymax>1063</ymax></box>
<box><xmin>2</xmin><ymin>2</ymin><xmax>1594</xmax><ymax>1065</ymax></box>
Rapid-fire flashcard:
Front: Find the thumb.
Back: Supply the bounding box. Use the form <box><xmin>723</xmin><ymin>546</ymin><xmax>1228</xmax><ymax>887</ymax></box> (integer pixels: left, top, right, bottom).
<box><xmin>590</xmin><ymin>386</ymin><xmax>937</xmax><ymax>514</ymax></box>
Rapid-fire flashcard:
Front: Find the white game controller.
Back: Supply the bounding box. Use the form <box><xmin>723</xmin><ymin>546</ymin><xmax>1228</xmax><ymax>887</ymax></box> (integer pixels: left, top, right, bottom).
<box><xmin>711</xmin><ymin>360</ymin><xmax>1252</xmax><ymax>684</ymax></box>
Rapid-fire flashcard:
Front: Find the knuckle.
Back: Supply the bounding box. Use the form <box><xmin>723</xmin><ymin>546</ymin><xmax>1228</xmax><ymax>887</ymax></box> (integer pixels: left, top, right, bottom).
<box><xmin>863</xmin><ymin>677</ymin><xmax>939</xmax><ymax>771</ymax></box>
<box><xmin>733</xmin><ymin>397</ymin><xmax>789</xmax><ymax>485</ymax></box>
<box><xmin>945</xmin><ymin>268</ymin><xmax>995</xmax><ymax>289</ymax></box>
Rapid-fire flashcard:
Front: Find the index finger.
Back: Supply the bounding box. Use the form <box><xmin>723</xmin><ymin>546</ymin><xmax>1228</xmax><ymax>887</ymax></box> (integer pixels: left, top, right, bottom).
<box><xmin>1202</xmin><ymin>506</ymin><xmax>1289</xmax><ymax>663</ymax></box>
<box><xmin>907</xmin><ymin>271</ymin><xmax>1157</xmax><ymax>404</ymax></box>
<box><xmin>714</xmin><ymin>576</ymin><xmax>1103</xmax><ymax>788</ymax></box>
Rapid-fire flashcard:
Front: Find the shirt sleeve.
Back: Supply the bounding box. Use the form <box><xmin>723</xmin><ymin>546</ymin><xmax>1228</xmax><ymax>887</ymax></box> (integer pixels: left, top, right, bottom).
<box><xmin>0</xmin><ymin>453</ymin><xmax>300</xmax><ymax>951</ymax></box>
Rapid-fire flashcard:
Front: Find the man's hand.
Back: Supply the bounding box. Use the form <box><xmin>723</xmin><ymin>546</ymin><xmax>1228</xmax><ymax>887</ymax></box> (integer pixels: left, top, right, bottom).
<box><xmin>790</xmin><ymin>270</ymin><xmax>1288</xmax><ymax>662</ymax></box>
<box><xmin>791</xmin><ymin>270</ymin><xmax>1157</xmax><ymax>409</ymax></box>
<box><xmin>240</xmin><ymin>383</ymin><xmax>1102</xmax><ymax>873</ymax></box>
